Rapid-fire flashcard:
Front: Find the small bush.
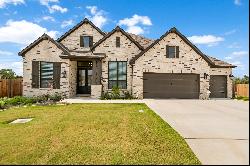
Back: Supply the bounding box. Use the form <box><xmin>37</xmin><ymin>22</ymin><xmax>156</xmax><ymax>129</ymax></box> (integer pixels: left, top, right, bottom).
<box><xmin>101</xmin><ymin>87</ymin><xmax>136</xmax><ymax>100</ymax></box>
<box><xmin>0</xmin><ymin>94</ymin><xmax>64</xmax><ymax>110</ymax></box>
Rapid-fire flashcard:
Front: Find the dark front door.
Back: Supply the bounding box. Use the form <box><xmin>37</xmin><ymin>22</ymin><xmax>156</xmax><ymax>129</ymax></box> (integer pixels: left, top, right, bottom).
<box><xmin>77</xmin><ymin>61</ymin><xmax>92</xmax><ymax>94</ymax></box>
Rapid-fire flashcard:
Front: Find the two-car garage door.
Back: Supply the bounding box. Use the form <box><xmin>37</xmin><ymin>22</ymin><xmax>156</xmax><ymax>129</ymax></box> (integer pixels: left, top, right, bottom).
<box><xmin>143</xmin><ymin>73</ymin><xmax>200</xmax><ymax>99</ymax></box>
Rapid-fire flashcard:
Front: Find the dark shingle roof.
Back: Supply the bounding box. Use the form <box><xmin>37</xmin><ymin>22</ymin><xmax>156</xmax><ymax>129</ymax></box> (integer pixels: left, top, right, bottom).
<box><xmin>207</xmin><ymin>56</ymin><xmax>236</xmax><ymax>68</ymax></box>
<box><xmin>128</xmin><ymin>33</ymin><xmax>155</xmax><ymax>49</ymax></box>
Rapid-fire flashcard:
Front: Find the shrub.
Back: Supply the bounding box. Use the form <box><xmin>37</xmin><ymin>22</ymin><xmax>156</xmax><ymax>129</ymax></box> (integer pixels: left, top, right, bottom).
<box><xmin>0</xmin><ymin>94</ymin><xmax>64</xmax><ymax>110</ymax></box>
<box><xmin>101</xmin><ymin>87</ymin><xmax>136</xmax><ymax>100</ymax></box>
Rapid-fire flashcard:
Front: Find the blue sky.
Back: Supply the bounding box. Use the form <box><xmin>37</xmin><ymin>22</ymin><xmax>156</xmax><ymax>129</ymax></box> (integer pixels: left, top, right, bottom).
<box><xmin>0</xmin><ymin>0</ymin><xmax>249</xmax><ymax>77</ymax></box>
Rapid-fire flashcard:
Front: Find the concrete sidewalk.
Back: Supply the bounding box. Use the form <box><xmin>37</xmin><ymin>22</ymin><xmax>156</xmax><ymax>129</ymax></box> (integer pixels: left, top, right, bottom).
<box><xmin>61</xmin><ymin>98</ymin><xmax>144</xmax><ymax>103</ymax></box>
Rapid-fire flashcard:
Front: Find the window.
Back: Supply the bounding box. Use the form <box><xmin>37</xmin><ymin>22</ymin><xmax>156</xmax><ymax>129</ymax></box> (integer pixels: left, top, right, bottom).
<box><xmin>116</xmin><ymin>37</ymin><xmax>120</xmax><ymax>47</ymax></box>
<box><xmin>40</xmin><ymin>62</ymin><xmax>54</xmax><ymax>88</ymax></box>
<box><xmin>80</xmin><ymin>36</ymin><xmax>93</xmax><ymax>48</ymax></box>
<box><xmin>108</xmin><ymin>61</ymin><xmax>127</xmax><ymax>89</ymax></box>
<box><xmin>166</xmin><ymin>46</ymin><xmax>179</xmax><ymax>58</ymax></box>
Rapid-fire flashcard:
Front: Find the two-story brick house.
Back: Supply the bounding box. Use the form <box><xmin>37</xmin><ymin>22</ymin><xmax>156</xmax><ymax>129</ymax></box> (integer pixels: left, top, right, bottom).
<box><xmin>19</xmin><ymin>18</ymin><xmax>236</xmax><ymax>99</ymax></box>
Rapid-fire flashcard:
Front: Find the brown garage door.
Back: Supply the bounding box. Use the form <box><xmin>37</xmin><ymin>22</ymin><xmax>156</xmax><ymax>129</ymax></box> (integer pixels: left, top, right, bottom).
<box><xmin>209</xmin><ymin>75</ymin><xmax>227</xmax><ymax>98</ymax></box>
<box><xmin>143</xmin><ymin>73</ymin><xmax>200</xmax><ymax>99</ymax></box>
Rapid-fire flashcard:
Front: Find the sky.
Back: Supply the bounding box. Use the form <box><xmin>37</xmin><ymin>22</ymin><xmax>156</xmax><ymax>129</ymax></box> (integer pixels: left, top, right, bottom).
<box><xmin>0</xmin><ymin>0</ymin><xmax>249</xmax><ymax>77</ymax></box>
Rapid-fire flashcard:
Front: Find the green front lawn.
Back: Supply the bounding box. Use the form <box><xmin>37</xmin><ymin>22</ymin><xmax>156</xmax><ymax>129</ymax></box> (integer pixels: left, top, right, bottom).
<box><xmin>0</xmin><ymin>104</ymin><xmax>200</xmax><ymax>165</ymax></box>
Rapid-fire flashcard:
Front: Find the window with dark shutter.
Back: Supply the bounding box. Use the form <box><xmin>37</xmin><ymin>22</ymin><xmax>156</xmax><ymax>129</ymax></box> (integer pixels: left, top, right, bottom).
<box><xmin>166</xmin><ymin>46</ymin><xmax>179</xmax><ymax>58</ymax></box>
<box><xmin>116</xmin><ymin>37</ymin><xmax>120</xmax><ymax>47</ymax></box>
<box><xmin>53</xmin><ymin>62</ymin><xmax>61</xmax><ymax>89</ymax></box>
<box><xmin>89</xmin><ymin>36</ymin><xmax>93</xmax><ymax>47</ymax></box>
<box><xmin>80</xmin><ymin>36</ymin><xmax>84</xmax><ymax>47</ymax></box>
<box><xmin>32</xmin><ymin>61</ymin><xmax>39</xmax><ymax>88</ymax></box>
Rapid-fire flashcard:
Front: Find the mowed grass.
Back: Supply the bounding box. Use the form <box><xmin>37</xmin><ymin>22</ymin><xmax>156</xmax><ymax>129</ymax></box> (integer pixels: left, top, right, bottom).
<box><xmin>0</xmin><ymin>104</ymin><xmax>200</xmax><ymax>165</ymax></box>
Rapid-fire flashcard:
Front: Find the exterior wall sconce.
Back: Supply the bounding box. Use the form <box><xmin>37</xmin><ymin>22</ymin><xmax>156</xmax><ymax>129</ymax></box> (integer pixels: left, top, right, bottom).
<box><xmin>62</xmin><ymin>70</ymin><xmax>67</xmax><ymax>78</ymax></box>
<box><xmin>229</xmin><ymin>74</ymin><xmax>234</xmax><ymax>78</ymax></box>
<box><xmin>204</xmin><ymin>73</ymin><xmax>209</xmax><ymax>79</ymax></box>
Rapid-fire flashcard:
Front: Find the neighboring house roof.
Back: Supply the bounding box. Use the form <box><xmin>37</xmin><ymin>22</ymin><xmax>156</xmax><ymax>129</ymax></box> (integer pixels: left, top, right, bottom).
<box><xmin>129</xmin><ymin>27</ymin><xmax>236</xmax><ymax>68</ymax></box>
<box><xmin>18</xmin><ymin>33</ymin><xmax>70</xmax><ymax>56</ymax></box>
<box><xmin>91</xmin><ymin>26</ymin><xmax>144</xmax><ymax>51</ymax></box>
<box><xmin>128</xmin><ymin>33</ymin><xmax>155</xmax><ymax>49</ymax></box>
<box><xmin>57</xmin><ymin>18</ymin><xmax>105</xmax><ymax>42</ymax></box>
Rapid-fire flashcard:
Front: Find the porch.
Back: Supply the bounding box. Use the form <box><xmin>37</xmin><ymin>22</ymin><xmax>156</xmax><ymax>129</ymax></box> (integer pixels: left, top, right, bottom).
<box><xmin>61</xmin><ymin>52</ymin><xmax>104</xmax><ymax>98</ymax></box>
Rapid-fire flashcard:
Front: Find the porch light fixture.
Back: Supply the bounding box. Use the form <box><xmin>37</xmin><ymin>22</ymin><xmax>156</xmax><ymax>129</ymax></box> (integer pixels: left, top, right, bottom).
<box><xmin>229</xmin><ymin>74</ymin><xmax>234</xmax><ymax>78</ymax></box>
<box><xmin>204</xmin><ymin>73</ymin><xmax>209</xmax><ymax>79</ymax></box>
<box><xmin>62</xmin><ymin>70</ymin><xmax>67</xmax><ymax>78</ymax></box>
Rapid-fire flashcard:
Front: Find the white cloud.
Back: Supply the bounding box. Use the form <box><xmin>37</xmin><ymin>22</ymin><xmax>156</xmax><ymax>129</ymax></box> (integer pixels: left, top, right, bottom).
<box><xmin>39</xmin><ymin>0</ymin><xmax>58</xmax><ymax>6</ymax></box>
<box><xmin>49</xmin><ymin>4</ymin><xmax>67</xmax><ymax>13</ymax></box>
<box><xmin>61</xmin><ymin>19</ymin><xmax>74</xmax><ymax>28</ymax></box>
<box><xmin>86</xmin><ymin>6</ymin><xmax>107</xmax><ymax>28</ymax></box>
<box><xmin>126</xmin><ymin>26</ymin><xmax>144</xmax><ymax>35</ymax></box>
<box><xmin>0</xmin><ymin>0</ymin><xmax>24</xmax><ymax>8</ymax></box>
<box><xmin>224</xmin><ymin>51</ymin><xmax>248</xmax><ymax>61</ymax></box>
<box><xmin>224</xmin><ymin>29</ymin><xmax>236</xmax><ymax>35</ymax></box>
<box><xmin>42</xmin><ymin>16</ymin><xmax>55</xmax><ymax>22</ymax></box>
<box><xmin>118</xmin><ymin>14</ymin><xmax>152</xmax><ymax>35</ymax></box>
<box><xmin>39</xmin><ymin>0</ymin><xmax>67</xmax><ymax>14</ymax></box>
<box><xmin>0</xmin><ymin>20</ymin><xmax>59</xmax><ymax>45</ymax></box>
<box><xmin>232</xmin><ymin>51</ymin><xmax>248</xmax><ymax>56</ymax></box>
<box><xmin>228</xmin><ymin>42</ymin><xmax>241</xmax><ymax>49</ymax></box>
<box><xmin>188</xmin><ymin>35</ymin><xmax>224</xmax><ymax>46</ymax></box>
<box><xmin>118</xmin><ymin>14</ymin><xmax>152</xmax><ymax>27</ymax></box>
<box><xmin>234</xmin><ymin>0</ymin><xmax>241</xmax><ymax>5</ymax></box>
<box><xmin>0</xmin><ymin>61</ymin><xmax>23</xmax><ymax>76</ymax></box>
<box><xmin>0</xmin><ymin>50</ymin><xmax>14</xmax><ymax>56</ymax></box>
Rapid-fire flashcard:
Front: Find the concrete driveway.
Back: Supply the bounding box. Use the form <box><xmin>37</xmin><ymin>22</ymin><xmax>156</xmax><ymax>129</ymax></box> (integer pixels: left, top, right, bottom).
<box><xmin>145</xmin><ymin>99</ymin><xmax>249</xmax><ymax>165</ymax></box>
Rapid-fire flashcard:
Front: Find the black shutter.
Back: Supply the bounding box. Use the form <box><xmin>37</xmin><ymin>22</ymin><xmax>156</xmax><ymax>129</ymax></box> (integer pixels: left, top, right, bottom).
<box><xmin>176</xmin><ymin>46</ymin><xmax>179</xmax><ymax>58</ymax></box>
<box><xmin>32</xmin><ymin>61</ymin><xmax>39</xmax><ymax>88</ymax></box>
<box><xmin>116</xmin><ymin>37</ymin><xmax>120</xmax><ymax>47</ymax></box>
<box><xmin>89</xmin><ymin>36</ymin><xmax>93</xmax><ymax>47</ymax></box>
<box><xmin>80</xmin><ymin>36</ymin><xmax>83</xmax><ymax>47</ymax></box>
<box><xmin>166</xmin><ymin>45</ymin><xmax>169</xmax><ymax>58</ymax></box>
<box><xmin>53</xmin><ymin>62</ymin><xmax>61</xmax><ymax>89</ymax></box>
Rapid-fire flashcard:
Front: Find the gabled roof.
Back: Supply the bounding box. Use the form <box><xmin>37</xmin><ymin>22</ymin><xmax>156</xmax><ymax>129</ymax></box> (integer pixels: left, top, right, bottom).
<box><xmin>57</xmin><ymin>18</ymin><xmax>105</xmax><ymax>42</ymax></box>
<box><xmin>91</xmin><ymin>26</ymin><xmax>144</xmax><ymax>51</ymax></box>
<box><xmin>18</xmin><ymin>34</ymin><xmax>70</xmax><ymax>56</ymax></box>
<box><xmin>129</xmin><ymin>27</ymin><xmax>236</xmax><ymax>68</ymax></box>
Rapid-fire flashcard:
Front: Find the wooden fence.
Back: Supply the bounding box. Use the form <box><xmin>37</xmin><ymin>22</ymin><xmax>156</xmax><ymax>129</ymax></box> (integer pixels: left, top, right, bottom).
<box><xmin>0</xmin><ymin>79</ymin><xmax>23</xmax><ymax>98</ymax></box>
<box><xmin>234</xmin><ymin>84</ymin><xmax>249</xmax><ymax>97</ymax></box>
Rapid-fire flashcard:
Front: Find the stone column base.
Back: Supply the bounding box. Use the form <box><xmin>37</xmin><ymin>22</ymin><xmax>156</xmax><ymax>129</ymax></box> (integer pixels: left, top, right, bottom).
<box><xmin>91</xmin><ymin>85</ymin><xmax>102</xmax><ymax>99</ymax></box>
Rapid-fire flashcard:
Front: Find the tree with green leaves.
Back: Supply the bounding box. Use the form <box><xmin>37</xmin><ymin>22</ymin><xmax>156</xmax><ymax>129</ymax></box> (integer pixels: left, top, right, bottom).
<box><xmin>233</xmin><ymin>75</ymin><xmax>249</xmax><ymax>84</ymax></box>
<box><xmin>0</xmin><ymin>69</ymin><xmax>17</xmax><ymax>79</ymax></box>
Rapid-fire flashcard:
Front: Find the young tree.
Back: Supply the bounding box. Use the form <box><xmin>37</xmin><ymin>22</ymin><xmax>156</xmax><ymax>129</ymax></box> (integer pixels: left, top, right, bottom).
<box><xmin>0</xmin><ymin>69</ymin><xmax>17</xmax><ymax>79</ymax></box>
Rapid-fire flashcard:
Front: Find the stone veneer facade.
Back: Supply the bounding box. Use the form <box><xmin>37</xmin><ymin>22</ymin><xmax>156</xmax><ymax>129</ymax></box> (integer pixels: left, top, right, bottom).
<box><xmin>23</xmin><ymin>39</ymin><xmax>71</xmax><ymax>98</ymax></box>
<box><xmin>132</xmin><ymin>32</ymin><xmax>232</xmax><ymax>99</ymax></box>
<box><xmin>21</xmin><ymin>19</ymin><xmax>234</xmax><ymax>99</ymax></box>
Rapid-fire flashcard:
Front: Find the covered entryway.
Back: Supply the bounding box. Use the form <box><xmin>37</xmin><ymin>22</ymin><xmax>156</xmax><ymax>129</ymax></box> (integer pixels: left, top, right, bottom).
<box><xmin>209</xmin><ymin>75</ymin><xmax>227</xmax><ymax>98</ymax></box>
<box><xmin>143</xmin><ymin>73</ymin><xmax>199</xmax><ymax>99</ymax></box>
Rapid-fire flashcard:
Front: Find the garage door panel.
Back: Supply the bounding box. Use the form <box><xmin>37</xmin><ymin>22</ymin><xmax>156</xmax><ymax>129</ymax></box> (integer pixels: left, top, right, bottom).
<box><xmin>209</xmin><ymin>75</ymin><xmax>227</xmax><ymax>98</ymax></box>
<box><xmin>143</xmin><ymin>73</ymin><xmax>199</xmax><ymax>99</ymax></box>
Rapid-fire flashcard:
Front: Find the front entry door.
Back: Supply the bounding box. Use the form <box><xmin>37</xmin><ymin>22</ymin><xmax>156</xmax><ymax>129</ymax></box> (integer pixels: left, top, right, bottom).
<box><xmin>77</xmin><ymin>62</ymin><xmax>92</xmax><ymax>94</ymax></box>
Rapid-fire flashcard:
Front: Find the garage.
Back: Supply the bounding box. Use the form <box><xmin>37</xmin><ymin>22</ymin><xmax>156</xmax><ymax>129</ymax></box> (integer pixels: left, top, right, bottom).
<box><xmin>143</xmin><ymin>73</ymin><xmax>200</xmax><ymax>99</ymax></box>
<box><xmin>209</xmin><ymin>75</ymin><xmax>227</xmax><ymax>98</ymax></box>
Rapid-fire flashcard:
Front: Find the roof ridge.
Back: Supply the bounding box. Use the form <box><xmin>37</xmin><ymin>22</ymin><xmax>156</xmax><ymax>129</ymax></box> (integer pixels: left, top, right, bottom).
<box><xmin>57</xmin><ymin>18</ymin><xmax>105</xmax><ymax>42</ymax></box>
<box><xmin>91</xmin><ymin>26</ymin><xmax>144</xmax><ymax>51</ymax></box>
<box><xmin>19</xmin><ymin>33</ymin><xmax>70</xmax><ymax>56</ymax></box>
